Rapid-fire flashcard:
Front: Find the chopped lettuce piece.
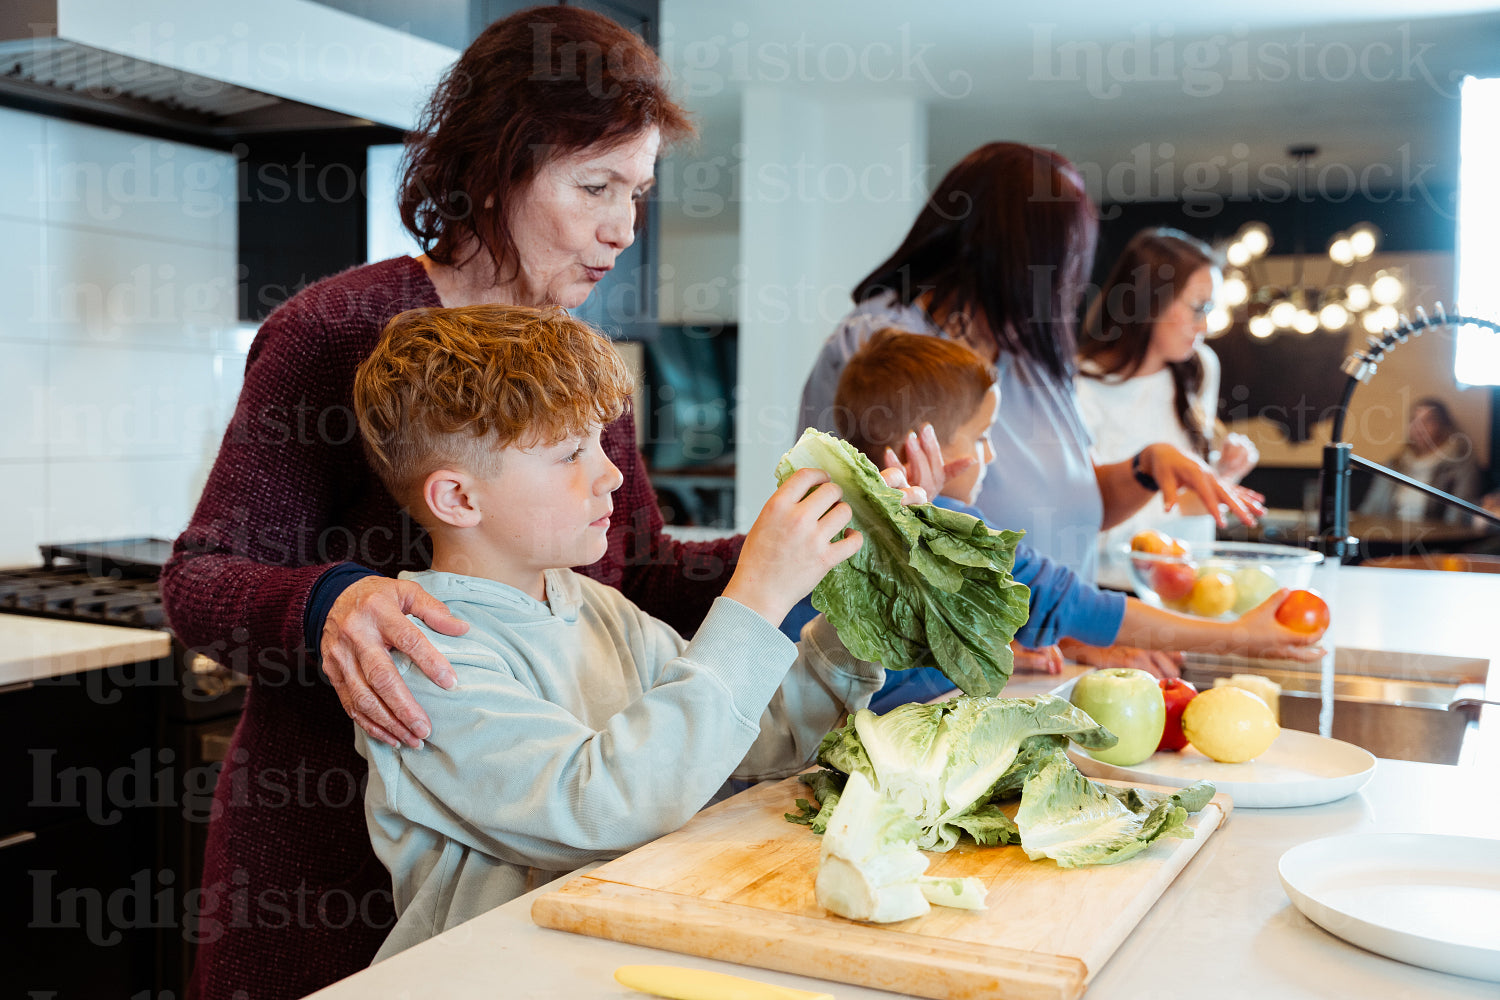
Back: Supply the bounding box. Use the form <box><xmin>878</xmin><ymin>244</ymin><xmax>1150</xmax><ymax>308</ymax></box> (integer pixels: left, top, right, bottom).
<box><xmin>775</xmin><ymin>429</ymin><xmax>1030</xmax><ymax>696</ymax></box>
<box><xmin>816</xmin><ymin>771</ymin><xmax>932</xmax><ymax>923</ymax></box>
<box><xmin>918</xmin><ymin>876</ymin><xmax>988</xmax><ymax>910</ymax></box>
<box><xmin>784</xmin><ymin>769</ymin><xmax>846</xmax><ymax>833</ymax></box>
<box><xmin>1013</xmin><ymin>751</ymin><xmax>1201</xmax><ymax>868</ymax></box>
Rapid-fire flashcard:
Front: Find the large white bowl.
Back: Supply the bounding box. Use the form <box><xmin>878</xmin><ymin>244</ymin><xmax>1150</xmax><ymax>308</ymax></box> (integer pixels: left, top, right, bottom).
<box><xmin>1279</xmin><ymin>833</ymin><xmax>1500</xmax><ymax>981</ymax></box>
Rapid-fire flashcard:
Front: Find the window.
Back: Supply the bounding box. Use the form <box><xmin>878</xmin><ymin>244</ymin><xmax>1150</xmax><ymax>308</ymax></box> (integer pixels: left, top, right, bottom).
<box><xmin>1455</xmin><ymin>76</ymin><xmax>1500</xmax><ymax>385</ymax></box>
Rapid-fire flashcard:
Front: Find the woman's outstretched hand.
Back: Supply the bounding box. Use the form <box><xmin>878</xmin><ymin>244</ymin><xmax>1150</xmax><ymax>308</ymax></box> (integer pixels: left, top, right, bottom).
<box><xmin>1137</xmin><ymin>443</ymin><xmax>1266</xmax><ymax>528</ymax></box>
<box><xmin>320</xmin><ymin>575</ymin><xmax>469</xmax><ymax>748</ymax></box>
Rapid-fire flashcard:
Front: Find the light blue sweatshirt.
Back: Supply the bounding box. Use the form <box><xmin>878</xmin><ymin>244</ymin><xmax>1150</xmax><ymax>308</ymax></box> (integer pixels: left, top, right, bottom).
<box><xmin>356</xmin><ymin>568</ymin><xmax>882</xmax><ymax>961</ymax></box>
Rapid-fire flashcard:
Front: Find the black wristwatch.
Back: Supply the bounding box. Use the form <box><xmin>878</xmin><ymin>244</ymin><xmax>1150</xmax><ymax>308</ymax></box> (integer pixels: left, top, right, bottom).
<box><xmin>1131</xmin><ymin>451</ymin><xmax>1160</xmax><ymax>492</ymax></box>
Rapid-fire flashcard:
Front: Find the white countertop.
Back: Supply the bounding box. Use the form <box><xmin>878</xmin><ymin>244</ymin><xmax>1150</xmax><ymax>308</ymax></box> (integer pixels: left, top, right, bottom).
<box><xmin>0</xmin><ymin>614</ymin><xmax>171</xmax><ymax>687</ymax></box>
<box><xmin>303</xmin><ymin>566</ymin><xmax>1499</xmax><ymax>1000</ymax></box>
<box><xmin>306</xmin><ymin>758</ymin><xmax>1497</xmax><ymax>1000</ymax></box>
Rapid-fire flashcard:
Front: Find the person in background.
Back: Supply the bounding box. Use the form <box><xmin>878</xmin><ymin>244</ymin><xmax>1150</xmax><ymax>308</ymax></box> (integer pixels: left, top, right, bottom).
<box><xmin>351</xmin><ymin>304</ymin><xmax>887</xmax><ymax>960</ymax></box>
<box><xmin>1076</xmin><ymin>227</ymin><xmax>1260</xmax><ymax>592</ymax></box>
<box><xmin>1359</xmin><ymin>397</ymin><xmax>1482</xmax><ymax>525</ymax></box>
<box><xmin>822</xmin><ymin>329</ymin><xmax>1320</xmax><ymax>706</ymax></box>
<box><xmin>161</xmin><ymin>10</ymin><xmax>731</xmax><ymax>998</ymax></box>
<box><xmin>798</xmin><ymin>143</ymin><xmax>1264</xmax><ymax>681</ymax></box>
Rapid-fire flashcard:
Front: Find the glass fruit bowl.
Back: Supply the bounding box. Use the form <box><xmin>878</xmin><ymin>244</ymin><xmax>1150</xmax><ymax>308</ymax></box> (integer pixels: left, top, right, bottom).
<box><xmin>1122</xmin><ymin>539</ymin><xmax>1324</xmax><ymax>619</ymax></box>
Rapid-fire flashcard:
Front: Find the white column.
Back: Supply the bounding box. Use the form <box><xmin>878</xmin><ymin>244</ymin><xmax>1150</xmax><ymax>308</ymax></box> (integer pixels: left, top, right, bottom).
<box><xmin>735</xmin><ymin>89</ymin><xmax>928</xmax><ymax>527</ymax></box>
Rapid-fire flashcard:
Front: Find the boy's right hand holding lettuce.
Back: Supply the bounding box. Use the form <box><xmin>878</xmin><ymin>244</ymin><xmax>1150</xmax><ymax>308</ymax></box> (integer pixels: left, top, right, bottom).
<box><xmin>722</xmin><ymin>467</ymin><xmax>865</xmax><ymax>628</ymax></box>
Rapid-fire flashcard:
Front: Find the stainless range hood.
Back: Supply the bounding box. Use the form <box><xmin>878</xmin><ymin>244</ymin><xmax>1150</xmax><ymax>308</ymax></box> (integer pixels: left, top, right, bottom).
<box><xmin>0</xmin><ymin>0</ymin><xmax>457</xmax><ymax>136</ymax></box>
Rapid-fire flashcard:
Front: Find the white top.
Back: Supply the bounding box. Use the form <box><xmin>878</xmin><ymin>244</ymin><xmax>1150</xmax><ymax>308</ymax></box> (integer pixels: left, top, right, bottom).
<box><xmin>1074</xmin><ymin>344</ymin><xmax>1221</xmax><ymax>589</ymax></box>
<box><xmin>356</xmin><ymin>568</ymin><xmax>882</xmax><ymax>961</ymax></box>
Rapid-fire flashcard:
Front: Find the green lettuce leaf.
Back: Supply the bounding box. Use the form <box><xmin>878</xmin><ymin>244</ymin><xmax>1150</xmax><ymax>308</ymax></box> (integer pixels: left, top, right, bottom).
<box><xmin>795</xmin><ymin>695</ymin><xmax>1216</xmax><ymax>868</ymax></box>
<box><xmin>775</xmin><ymin>429</ymin><xmax>1030</xmax><ymax>696</ymax></box>
<box><xmin>1013</xmin><ymin>751</ymin><xmax>1202</xmax><ymax>868</ymax></box>
<box><xmin>784</xmin><ymin>769</ymin><xmax>847</xmax><ymax>833</ymax></box>
<box><xmin>816</xmin><ymin>693</ymin><xmax>1117</xmax><ymax>851</ymax></box>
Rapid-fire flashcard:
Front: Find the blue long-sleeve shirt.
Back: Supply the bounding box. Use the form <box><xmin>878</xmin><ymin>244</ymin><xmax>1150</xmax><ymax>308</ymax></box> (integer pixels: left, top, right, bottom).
<box><xmin>779</xmin><ymin>495</ymin><xmax>1125</xmax><ymax>711</ymax></box>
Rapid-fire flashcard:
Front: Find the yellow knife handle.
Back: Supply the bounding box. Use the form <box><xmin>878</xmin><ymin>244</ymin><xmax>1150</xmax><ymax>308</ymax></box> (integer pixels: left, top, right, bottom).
<box><xmin>614</xmin><ymin>964</ymin><xmax>835</xmax><ymax>1000</ymax></box>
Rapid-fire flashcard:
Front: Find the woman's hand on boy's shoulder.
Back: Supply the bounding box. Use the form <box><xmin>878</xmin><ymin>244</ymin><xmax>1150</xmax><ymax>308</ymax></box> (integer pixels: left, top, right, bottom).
<box><xmin>721</xmin><ymin>468</ymin><xmax>863</xmax><ymax>626</ymax></box>
<box><xmin>322</xmin><ymin>575</ymin><xmax>467</xmax><ymax>749</ymax></box>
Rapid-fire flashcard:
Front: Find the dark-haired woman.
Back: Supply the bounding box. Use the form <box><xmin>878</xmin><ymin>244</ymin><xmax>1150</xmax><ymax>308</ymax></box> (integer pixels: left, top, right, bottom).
<box><xmin>798</xmin><ymin>144</ymin><xmax>1262</xmax><ymax>680</ymax></box>
<box><xmin>162</xmin><ymin>9</ymin><xmax>740</xmax><ymax>998</ymax></box>
<box><xmin>1076</xmin><ymin>227</ymin><xmax>1259</xmax><ymax>591</ymax></box>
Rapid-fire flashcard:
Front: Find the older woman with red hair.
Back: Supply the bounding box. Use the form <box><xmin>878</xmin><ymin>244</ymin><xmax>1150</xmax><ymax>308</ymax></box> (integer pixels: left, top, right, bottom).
<box><xmin>162</xmin><ymin>8</ymin><xmax>739</xmax><ymax>998</ymax></box>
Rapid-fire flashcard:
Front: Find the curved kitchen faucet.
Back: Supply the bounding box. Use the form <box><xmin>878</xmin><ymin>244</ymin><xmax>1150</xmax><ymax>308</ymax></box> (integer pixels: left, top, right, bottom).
<box><xmin>1311</xmin><ymin>305</ymin><xmax>1500</xmax><ymax>564</ymax></box>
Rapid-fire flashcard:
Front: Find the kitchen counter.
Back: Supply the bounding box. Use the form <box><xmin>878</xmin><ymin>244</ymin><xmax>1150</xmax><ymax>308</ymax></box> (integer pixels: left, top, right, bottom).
<box><xmin>304</xmin><ymin>566</ymin><xmax>1498</xmax><ymax>1000</ymax></box>
<box><xmin>0</xmin><ymin>613</ymin><xmax>171</xmax><ymax>688</ymax></box>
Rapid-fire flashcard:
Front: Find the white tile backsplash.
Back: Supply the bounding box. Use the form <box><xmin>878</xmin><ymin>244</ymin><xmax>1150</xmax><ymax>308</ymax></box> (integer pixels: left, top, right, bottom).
<box><xmin>47</xmin><ymin>456</ymin><xmax>204</xmax><ymax>547</ymax></box>
<box><xmin>45</xmin><ymin>343</ymin><xmax>225</xmax><ymax>460</ymax></box>
<box><xmin>0</xmin><ymin>106</ymin><xmax>46</xmax><ymax>223</ymax></box>
<box><xmin>0</xmin><ymin>342</ymin><xmax>49</xmax><ymax>462</ymax></box>
<box><xmin>42</xmin><ymin>118</ymin><xmax>237</xmax><ymax>247</ymax></box>
<box><xmin>44</xmin><ymin>228</ymin><xmax>237</xmax><ymax>347</ymax></box>
<box><xmin>1</xmin><ymin>106</ymin><xmax>241</xmax><ymax>564</ymax></box>
<box><xmin>0</xmin><ymin>218</ymin><xmax>48</xmax><ymax>341</ymax></box>
<box><xmin>0</xmin><ymin>462</ymin><xmax>49</xmax><ymax>568</ymax></box>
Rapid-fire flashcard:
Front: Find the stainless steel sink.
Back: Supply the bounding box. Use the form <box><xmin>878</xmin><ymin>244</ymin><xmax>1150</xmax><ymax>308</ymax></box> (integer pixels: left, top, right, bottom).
<box><xmin>1179</xmin><ymin>649</ymin><xmax>1490</xmax><ymax>766</ymax></box>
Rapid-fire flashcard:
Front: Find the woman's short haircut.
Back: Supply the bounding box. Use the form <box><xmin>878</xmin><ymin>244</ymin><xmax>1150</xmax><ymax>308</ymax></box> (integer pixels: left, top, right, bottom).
<box><xmin>399</xmin><ymin>6</ymin><xmax>694</xmax><ymax>275</ymax></box>
<box><xmin>353</xmin><ymin>305</ymin><xmax>634</xmax><ymax>513</ymax></box>
<box><xmin>833</xmin><ymin>329</ymin><xmax>997</xmax><ymax>464</ymax></box>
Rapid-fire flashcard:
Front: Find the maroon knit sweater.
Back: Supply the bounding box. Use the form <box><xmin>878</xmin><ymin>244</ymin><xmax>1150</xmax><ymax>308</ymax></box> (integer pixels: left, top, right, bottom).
<box><xmin>161</xmin><ymin>257</ymin><xmax>742</xmax><ymax>1000</ymax></box>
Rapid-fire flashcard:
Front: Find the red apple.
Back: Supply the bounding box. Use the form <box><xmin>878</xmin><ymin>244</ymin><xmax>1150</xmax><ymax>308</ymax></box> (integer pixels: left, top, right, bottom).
<box><xmin>1156</xmin><ymin>677</ymin><xmax>1198</xmax><ymax>751</ymax></box>
<box><xmin>1151</xmin><ymin>562</ymin><xmax>1197</xmax><ymax>603</ymax></box>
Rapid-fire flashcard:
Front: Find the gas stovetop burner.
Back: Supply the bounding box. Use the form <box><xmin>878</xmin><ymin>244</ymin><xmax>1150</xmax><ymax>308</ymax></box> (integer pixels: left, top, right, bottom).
<box><xmin>0</xmin><ymin>537</ymin><xmax>171</xmax><ymax>629</ymax></box>
<box><xmin>0</xmin><ymin>566</ymin><xmax>166</xmax><ymax>628</ymax></box>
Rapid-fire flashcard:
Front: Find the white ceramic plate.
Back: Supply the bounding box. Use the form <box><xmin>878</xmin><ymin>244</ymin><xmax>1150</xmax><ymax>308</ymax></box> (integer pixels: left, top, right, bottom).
<box><xmin>1051</xmin><ymin>676</ymin><xmax>1375</xmax><ymax>808</ymax></box>
<box><xmin>1279</xmin><ymin>833</ymin><xmax>1500</xmax><ymax>982</ymax></box>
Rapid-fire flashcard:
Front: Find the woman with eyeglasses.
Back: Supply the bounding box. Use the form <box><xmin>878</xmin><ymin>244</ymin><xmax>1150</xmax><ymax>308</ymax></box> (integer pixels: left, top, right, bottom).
<box><xmin>1076</xmin><ymin>227</ymin><xmax>1261</xmax><ymax>595</ymax></box>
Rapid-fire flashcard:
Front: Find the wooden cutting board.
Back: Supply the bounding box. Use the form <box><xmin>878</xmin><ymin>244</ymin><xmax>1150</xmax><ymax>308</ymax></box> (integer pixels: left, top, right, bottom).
<box><xmin>532</xmin><ymin>774</ymin><xmax>1232</xmax><ymax>1000</ymax></box>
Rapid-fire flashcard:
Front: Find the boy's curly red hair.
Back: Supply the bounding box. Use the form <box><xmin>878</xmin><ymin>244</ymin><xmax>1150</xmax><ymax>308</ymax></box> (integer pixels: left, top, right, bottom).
<box><xmin>354</xmin><ymin>304</ymin><xmax>634</xmax><ymax>510</ymax></box>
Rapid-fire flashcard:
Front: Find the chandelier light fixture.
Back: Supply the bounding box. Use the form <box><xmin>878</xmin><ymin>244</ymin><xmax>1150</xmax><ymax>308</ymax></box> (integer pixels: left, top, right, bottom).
<box><xmin>1211</xmin><ymin>145</ymin><xmax>1406</xmax><ymax>342</ymax></box>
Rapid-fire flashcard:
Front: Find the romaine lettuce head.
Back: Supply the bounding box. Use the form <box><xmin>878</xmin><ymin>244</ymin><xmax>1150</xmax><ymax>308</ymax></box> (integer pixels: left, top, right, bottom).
<box><xmin>1013</xmin><ymin>750</ymin><xmax>1203</xmax><ymax>868</ymax></box>
<box><xmin>775</xmin><ymin>429</ymin><xmax>1030</xmax><ymax>696</ymax></box>
<box><xmin>817</xmin><ymin>694</ymin><xmax>1116</xmax><ymax>851</ymax></box>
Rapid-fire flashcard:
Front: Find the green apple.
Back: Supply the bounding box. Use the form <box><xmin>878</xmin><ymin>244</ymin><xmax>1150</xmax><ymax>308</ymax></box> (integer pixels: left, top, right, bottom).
<box><xmin>1069</xmin><ymin>668</ymin><xmax>1167</xmax><ymax>766</ymax></box>
<box><xmin>1231</xmin><ymin>565</ymin><xmax>1280</xmax><ymax>614</ymax></box>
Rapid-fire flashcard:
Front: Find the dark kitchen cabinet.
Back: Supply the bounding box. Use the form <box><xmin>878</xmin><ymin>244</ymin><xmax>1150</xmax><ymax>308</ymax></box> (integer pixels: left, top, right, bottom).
<box><xmin>238</xmin><ymin>125</ymin><xmax>404</xmax><ymax>322</ymax></box>
<box><xmin>2</xmin><ymin>665</ymin><xmax>162</xmax><ymax>997</ymax></box>
<box><xmin>1</xmin><ymin>649</ymin><xmax>238</xmax><ymax>999</ymax></box>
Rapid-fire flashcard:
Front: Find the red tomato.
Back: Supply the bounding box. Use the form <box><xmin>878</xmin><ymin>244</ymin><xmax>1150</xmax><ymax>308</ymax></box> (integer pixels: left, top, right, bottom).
<box><xmin>1275</xmin><ymin>589</ymin><xmax>1330</xmax><ymax>636</ymax></box>
<box><xmin>1151</xmin><ymin>562</ymin><xmax>1197</xmax><ymax>602</ymax></box>
<box><xmin>1157</xmin><ymin>677</ymin><xmax>1198</xmax><ymax>751</ymax></box>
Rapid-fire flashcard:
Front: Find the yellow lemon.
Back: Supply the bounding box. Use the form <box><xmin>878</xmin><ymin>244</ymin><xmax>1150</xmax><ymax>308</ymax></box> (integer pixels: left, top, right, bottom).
<box><xmin>1181</xmin><ymin>686</ymin><xmax>1279</xmax><ymax>763</ymax></box>
<box><xmin>1187</xmin><ymin>569</ymin><xmax>1236</xmax><ymax>618</ymax></box>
